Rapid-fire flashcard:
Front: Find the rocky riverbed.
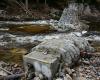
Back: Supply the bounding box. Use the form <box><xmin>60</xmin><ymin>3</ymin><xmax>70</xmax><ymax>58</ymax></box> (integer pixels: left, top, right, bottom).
<box><xmin>0</xmin><ymin>27</ymin><xmax>99</xmax><ymax>80</ymax></box>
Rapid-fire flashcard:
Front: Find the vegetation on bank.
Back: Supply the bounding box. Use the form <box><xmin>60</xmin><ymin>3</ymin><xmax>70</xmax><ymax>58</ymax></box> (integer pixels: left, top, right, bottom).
<box><xmin>0</xmin><ymin>0</ymin><xmax>100</xmax><ymax>20</ymax></box>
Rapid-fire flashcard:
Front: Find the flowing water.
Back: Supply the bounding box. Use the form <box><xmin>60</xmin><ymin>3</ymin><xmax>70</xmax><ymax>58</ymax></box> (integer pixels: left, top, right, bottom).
<box><xmin>0</xmin><ymin>23</ymin><xmax>99</xmax><ymax>64</ymax></box>
<box><xmin>0</xmin><ymin>23</ymin><xmax>53</xmax><ymax>64</ymax></box>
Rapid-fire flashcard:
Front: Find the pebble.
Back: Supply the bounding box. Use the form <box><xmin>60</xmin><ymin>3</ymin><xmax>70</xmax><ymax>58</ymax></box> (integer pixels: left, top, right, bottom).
<box><xmin>78</xmin><ymin>77</ymin><xmax>87</xmax><ymax>80</ymax></box>
<box><xmin>73</xmin><ymin>53</ymin><xmax>100</xmax><ymax>80</ymax></box>
<box><xmin>82</xmin><ymin>60</ymin><xmax>90</xmax><ymax>65</ymax></box>
<box><xmin>0</xmin><ymin>70</ymin><xmax>8</xmax><ymax>76</ymax></box>
<box><xmin>79</xmin><ymin>68</ymin><xmax>83</xmax><ymax>72</ymax></box>
<box><xmin>71</xmin><ymin>69</ymin><xmax>75</xmax><ymax>73</ymax></box>
<box><xmin>56</xmin><ymin>78</ymin><xmax>63</xmax><ymax>80</ymax></box>
<box><xmin>34</xmin><ymin>77</ymin><xmax>41</xmax><ymax>80</ymax></box>
<box><xmin>86</xmin><ymin>70</ymin><xmax>91</xmax><ymax>73</ymax></box>
<box><xmin>64</xmin><ymin>74</ymin><xmax>72</xmax><ymax>80</ymax></box>
<box><xmin>65</xmin><ymin>68</ymin><xmax>72</xmax><ymax>75</ymax></box>
<box><xmin>38</xmin><ymin>73</ymin><xmax>44</xmax><ymax>80</ymax></box>
<box><xmin>96</xmin><ymin>72</ymin><xmax>100</xmax><ymax>76</ymax></box>
<box><xmin>0</xmin><ymin>62</ymin><xmax>24</xmax><ymax>77</ymax></box>
<box><xmin>96</xmin><ymin>77</ymin><xmax>100</xmax><ymax>80</ymax></box>
<box><xmin>35</xmin><ymin>72</ymin><xmax>40</xmax><ymax>77</ymax></box>
<box><xmin>14</xmin><ymin>64</ymin><xmax>18</xmax><ymax>68</ymax></box>
<box><xmin>80</xmin><ymin>73</ymin><xmax>84</xmax><ymax>77</ymax></box>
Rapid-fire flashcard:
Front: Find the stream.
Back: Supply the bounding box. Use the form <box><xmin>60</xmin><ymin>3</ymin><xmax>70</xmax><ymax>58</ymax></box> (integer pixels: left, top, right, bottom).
<box><xmin>0</xmin><ymin>2</ymin><xmax>100</xmax><ymax>80</ymax></box>
<box><xmin>0</xmin><ymin>20</ymin><xmax>99</xmax><ymax>64</ymax></box>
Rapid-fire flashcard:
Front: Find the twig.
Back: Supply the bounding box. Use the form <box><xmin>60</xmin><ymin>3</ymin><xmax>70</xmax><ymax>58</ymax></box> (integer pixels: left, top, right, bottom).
<box><xmin>0</xmin><ymin>67</ymin><xmax>13</xmax><ymax>75</ymax></box>
<box><xmin>15</xmin><ymin>0</ymin><xmax>32</xmax><ymax>16</ymax></box>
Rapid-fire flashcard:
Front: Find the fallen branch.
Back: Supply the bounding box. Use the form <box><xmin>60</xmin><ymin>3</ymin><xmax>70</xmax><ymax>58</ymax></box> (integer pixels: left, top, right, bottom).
<box><xmin>0</xmin><ymin>67</ymin><xmax>13</xmax><ymax>75</ymax></box>
<box><xmin>15</xmin><ymin>0</ymin><xmax>32</xmax><ymax>16</ymax></box>
<box><xmin>0</xmin><ymin>73</ymin><xmax>25</xmax><ymax>80</ymax></box>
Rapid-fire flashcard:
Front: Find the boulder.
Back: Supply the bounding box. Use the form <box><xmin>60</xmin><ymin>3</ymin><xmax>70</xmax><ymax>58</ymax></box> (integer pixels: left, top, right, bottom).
<box><xmin>23</xmin><ymin>38</ymin><xmax>80</xmax><ymax>79</ymax></box>
<box><xmin>23</xmin><ymin>33</ymin><xmax>94</xmax><ymax>79</ymax></box>
<box><xmin>31</xmin><ymin>39</ymin><xmax>80</xmax><ymax>64</ymax></box>
<box><xmin>23</xmin><ymin>50</ymin><xmax>60</xmax><ymax>79</ymax></box>
<box><xmin>61</xmin><ymin>33</ymin><xmax>94</xmax><ymax>52</ymax></box>
<box><xmin>56</xmin><ymin>3</ymin><xmax>89</xmax><ymax>32</ymax></box>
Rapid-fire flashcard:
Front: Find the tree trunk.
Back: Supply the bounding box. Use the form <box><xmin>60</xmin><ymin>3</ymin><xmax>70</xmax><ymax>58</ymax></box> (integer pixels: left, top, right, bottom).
<box><xmin>25</xmin><ymin>0</ymin><xmax>28</xmax><ymax>10</ymax></box>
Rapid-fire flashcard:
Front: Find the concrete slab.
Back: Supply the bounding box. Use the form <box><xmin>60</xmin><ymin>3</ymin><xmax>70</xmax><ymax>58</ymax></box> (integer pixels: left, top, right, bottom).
<box><xmin>23</xmin><ymin>51</ymin><xmax>60</xmax><ymax>78</ymax></box>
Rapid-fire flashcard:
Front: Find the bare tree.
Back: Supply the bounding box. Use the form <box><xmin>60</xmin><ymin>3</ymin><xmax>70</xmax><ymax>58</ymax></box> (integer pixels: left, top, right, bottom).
<box><xmin>25</xmin><ymin>0</ymin><xmax>28</xmax><ymax>10</ymax></box>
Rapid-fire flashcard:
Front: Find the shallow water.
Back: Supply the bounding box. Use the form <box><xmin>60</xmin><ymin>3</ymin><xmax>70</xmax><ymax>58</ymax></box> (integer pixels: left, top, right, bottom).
<box><xmin>8</xmin><ymin>24</ymin><xmax>53</xmax><ymax>34</ymax></box>
<box><xmin>0</xmin><ymin>23</ymin><xmax>51</xmax><ymax>64</ymax></box>
<box><xmin>0</xmin><ymin>24</ymin><xmax>54</xmax><ymax>34</ymax></box>
<box><xmin>0</xmin><ymin>48</ymin><xmax>27</xmax><ymax>64</ymax></box>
